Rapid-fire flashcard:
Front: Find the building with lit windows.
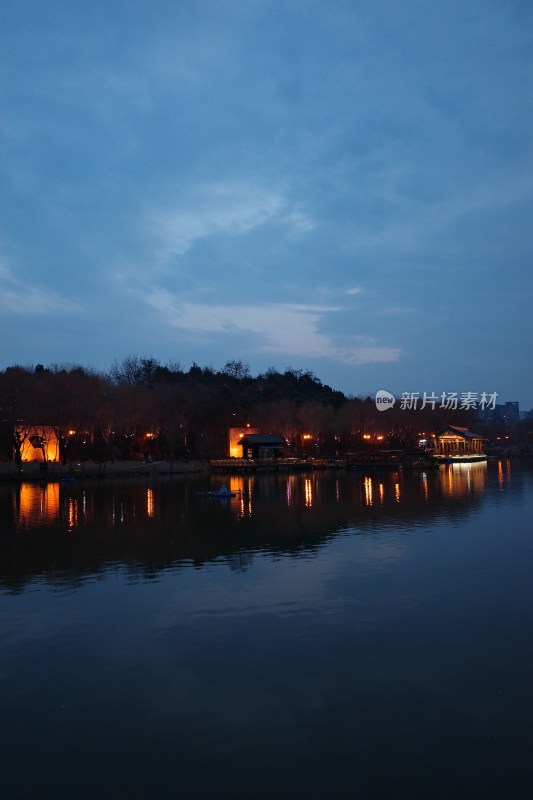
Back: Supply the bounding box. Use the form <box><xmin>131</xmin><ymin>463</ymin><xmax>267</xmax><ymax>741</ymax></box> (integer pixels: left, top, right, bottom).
<box><xmin>432</xmin><ymin>426</ymin><xmax>486</xmax><ymax>462</ymax></box>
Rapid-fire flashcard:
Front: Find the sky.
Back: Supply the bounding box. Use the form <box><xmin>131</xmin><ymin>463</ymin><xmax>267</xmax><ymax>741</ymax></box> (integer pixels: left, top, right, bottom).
<box><xmin>1</xmin><ymin>0</ymin><xmax>532</xmax><ymax>407</ymax></box>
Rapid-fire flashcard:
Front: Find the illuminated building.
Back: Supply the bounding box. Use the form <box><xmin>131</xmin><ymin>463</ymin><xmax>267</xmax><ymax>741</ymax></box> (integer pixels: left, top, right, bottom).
<box><xmin>432</xmin><ymin>426</ymin><xmax>485</xmax><ymax>458</ymax></box>
<box><xmin>238</xmin><ymin>433</ymin><xmax>287</xmax><ymax>460</ymax></box>
<box><xmin>228</xmin><ymin>426</ymin><xmax>257</xmax><ymax>458</ymax></box>
<box><xmin>16</xmin><ymin>425</ymin><xmax>60</xmax><ymax>462</ymax></box>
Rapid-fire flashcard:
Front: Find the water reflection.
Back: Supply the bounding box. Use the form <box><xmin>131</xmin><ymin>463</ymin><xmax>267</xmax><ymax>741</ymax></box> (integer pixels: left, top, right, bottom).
<box><xmin>146</xmin><ymin>487</ymin><xmax>154</xmax><ymax>518</ymax></box>
<box><xmin>15</xmin><ymin>482</ymin><xmax>60</xmax><ymax>527</ymax></box>
<box><xmin>0</xmin><ymin>460</ymin><xmax>526</xmax><ymax>593</ymax></box>
<box><xmin>1</xmin><ymin>461</ymin><xmax>507</xmax><ymax>534</ymax></box>
<box><xmin>441</xmin><ymin>461</ymin><xmax>487</xmax><ymax>498</ymax></box>
<box><xmin>304</xmin><ymin>478</ymin><xmax>313</xmax><ymax>508</ymax></box>
<box><xmin>66</xmin><ymin>497</ymin><xmax>78</xmax><ymax>531</ymax></box>
<box><xmin>497</xmin><ymin>457</ymin><xmax>513</xmax><ymax>492</ymax></box>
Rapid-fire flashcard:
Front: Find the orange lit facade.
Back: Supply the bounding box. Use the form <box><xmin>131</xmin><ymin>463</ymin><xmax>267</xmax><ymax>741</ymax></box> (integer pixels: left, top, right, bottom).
<box><xmin>16</xmin><ymin>425</ymin><xmax>60</xmax><ymax>462</ymax></box>
<box><xmin>228</xmin><ymin>426</ymin><xmax>258</xmax><ymax>458</ymax></box>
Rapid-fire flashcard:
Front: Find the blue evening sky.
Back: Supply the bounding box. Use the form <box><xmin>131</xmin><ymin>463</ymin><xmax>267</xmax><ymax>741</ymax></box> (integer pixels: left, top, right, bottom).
<box><xmin>2</xmin><ymin>0</ymin><xmax>532</xmax><ymax>406</ymax></box>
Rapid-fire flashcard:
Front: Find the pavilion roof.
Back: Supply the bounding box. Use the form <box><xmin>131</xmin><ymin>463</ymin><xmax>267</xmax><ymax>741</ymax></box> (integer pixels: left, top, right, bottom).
<box><xmin>238</xmin><ymin>433</ymin><xmax>286</xmax><ymax>446</ymax></box>
<box><xmin>435</xmin><ymin>425</ymin><xmax>482</xmax><ymax>440</ymax></box>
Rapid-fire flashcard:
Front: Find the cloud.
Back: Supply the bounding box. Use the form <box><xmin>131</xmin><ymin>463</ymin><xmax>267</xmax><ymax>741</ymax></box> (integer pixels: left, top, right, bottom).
<box><xmin>0</xmin><ymin>262</ymin><xmax>82</xmax><ymax>316</ymax></box>
<box><xmin>346</xmin><ymin>347</ymin><xmax>401</xmax><ymax>364</ymax></box>
<box><xmin>144</xmin><ymin>289</ymin><xmax>400</xmax><ymax>365</ymax></box>
<box><xmin>344</xmin><ymin>157</ymin><xmax>533</xmax><ymax>259</ymax></box>
<box><xmin>148</xmin><ymin>181</ymin><xmax>314</xmax><ymax>257</ymax></box>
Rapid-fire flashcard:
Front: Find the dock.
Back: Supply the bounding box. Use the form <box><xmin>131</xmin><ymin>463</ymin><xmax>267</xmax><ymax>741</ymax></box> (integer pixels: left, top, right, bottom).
<box><xmin>209</xmin><ymin>458</ymin><xmax>346</xmax><ymax>473</ymax></box>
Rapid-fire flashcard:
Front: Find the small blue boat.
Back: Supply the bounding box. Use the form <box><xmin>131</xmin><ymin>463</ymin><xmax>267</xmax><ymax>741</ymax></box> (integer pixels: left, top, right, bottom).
<box><xmin>211</xmin><ymin>485</ymin><xmax>237</xmax><ymax>498</ymax></box>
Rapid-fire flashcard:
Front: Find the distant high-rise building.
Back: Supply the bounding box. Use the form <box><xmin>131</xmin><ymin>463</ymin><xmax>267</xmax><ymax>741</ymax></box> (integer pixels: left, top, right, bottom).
<box><xmin>477</xmin><ymin>405</ymin><xmax>498</xmax><ymax>423</ymax></box>
<box><xmin>477</xmin><ymin>401</ymin><xmax>520</xmax><ymax>425</ymax></box>
<box><xmin>501</xmin><ymin>401</ymin><xmax>520</xmax><ymax>425</ymax></box>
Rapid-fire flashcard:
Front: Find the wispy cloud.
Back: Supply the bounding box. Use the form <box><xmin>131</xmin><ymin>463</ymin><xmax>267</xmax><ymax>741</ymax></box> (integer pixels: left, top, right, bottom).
<box><xmin>144</xmin><ymin>289</ymin><xmax>400</xmax><ymax>365</ymax></box>
<box><xmin>0</xmin><ymin>262</ymin><xmax>81</xmax><ymax>316</ymax></box>
<box><xmin>148</xmin><ymin>181</ymin><xmax>314</xmax><ymax>258</ymax></box>
<box><xmin>2</xmin><ymin>0</ymin><xmax>531</xmax><ymax>400</ymax></box>
<box><xmin>344</xmin><ymin>159</ymin><xmax>533</xmax><ymax>258</ymax></box>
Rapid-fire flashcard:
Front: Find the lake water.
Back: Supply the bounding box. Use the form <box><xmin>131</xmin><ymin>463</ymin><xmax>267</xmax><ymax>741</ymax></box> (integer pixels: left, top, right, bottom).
<box><xmin>1</xmin><ymin>462</ymin><xmax>532</xmax><ymax>799</ymax></box>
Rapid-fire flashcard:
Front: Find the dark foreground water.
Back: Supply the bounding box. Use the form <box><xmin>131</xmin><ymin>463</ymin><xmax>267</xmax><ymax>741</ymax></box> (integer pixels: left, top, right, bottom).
<box><xmin>1</xmin><ymin>462</ymin><xmax>532</xmax><ymax>799</ymax></box>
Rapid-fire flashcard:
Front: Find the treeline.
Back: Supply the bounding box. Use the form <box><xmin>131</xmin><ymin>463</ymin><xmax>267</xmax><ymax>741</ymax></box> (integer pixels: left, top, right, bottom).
<box><xmin>0</xmin><ymin>357</ymin><xmax>476</xmax><ymax>463</ymax></box>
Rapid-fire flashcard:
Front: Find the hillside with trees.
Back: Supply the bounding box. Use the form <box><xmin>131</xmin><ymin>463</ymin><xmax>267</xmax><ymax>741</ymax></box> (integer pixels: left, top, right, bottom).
<box><xmin>0</xmin><ymin>357</ymin><xmax>481</xmax><ymax>465</ymax></box>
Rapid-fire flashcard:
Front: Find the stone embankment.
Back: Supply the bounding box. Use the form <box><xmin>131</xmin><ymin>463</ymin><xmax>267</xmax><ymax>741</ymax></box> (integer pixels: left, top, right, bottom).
<box><xmin>0</xmin><ymin>460</ymin><xmax>209</xmax><ymax>482</ymax></box>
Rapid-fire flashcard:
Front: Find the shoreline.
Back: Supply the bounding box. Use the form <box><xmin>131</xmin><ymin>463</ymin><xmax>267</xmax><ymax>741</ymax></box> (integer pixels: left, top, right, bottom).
<box><xmin>0</xmin><ymin>459</ymin><xmax>210</xmax><ymax>482</ymax></box>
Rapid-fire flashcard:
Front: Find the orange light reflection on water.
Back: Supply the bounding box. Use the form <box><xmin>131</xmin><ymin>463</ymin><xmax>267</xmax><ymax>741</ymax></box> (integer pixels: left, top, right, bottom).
<box><xmin>441</xmin><ymin>462</ymin><xmax>487</xmax><ymax>498</ymax></box>
<box><xmin>16</xmin><ymin>482</ymin><xmax>60</xmax><ymax>527</ymax></box>
<box><xmin>227</xmin><ymin>475</ymin><xmax>253</xmax><ymax>517</ymax></box>
<box><xmin>498</xmin><ymin>460</ymin><xmax>504</xmax><ymax>490</ymax></box>
<box><xmin>364</xmin><ymin>476</ymin><xmax>373</xmax><ymax>506</ymax></box>
<box><xmin>304</xmin><ymin>478</ymin><xmax>313</xmax><ymax>507</ymax></box>
<box><xmin>67</xmin><ymin>497</ymin><xmax>78</xmax><ymax>530</ymax></box>
<box><xmin>146</xmin><ymin>488</ymin><xmax>154</xmax><ymax>518</ymax></box>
